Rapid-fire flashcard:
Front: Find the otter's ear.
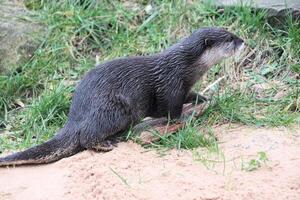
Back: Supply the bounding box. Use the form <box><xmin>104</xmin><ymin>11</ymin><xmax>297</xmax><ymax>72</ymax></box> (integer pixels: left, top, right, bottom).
<box><xmin>204</xmin><ymin>38</ymin><xmax>213</xmax><ymax>47</ymax></box>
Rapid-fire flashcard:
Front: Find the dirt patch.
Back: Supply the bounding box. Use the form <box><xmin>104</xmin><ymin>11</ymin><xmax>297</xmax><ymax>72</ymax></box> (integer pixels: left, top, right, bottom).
<box><xmin>0</xmin><ymin>125</ymin><xmax>300</xmax><ymax>200</ymax></box>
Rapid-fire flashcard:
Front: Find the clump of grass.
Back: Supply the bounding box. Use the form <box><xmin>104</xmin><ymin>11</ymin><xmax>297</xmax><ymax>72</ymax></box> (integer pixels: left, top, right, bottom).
<box><xmin>1</xmin><ymin>84</ymin><xmax>72</xmax><ymax>152</ymax></box>
<box><xmin>242</xmin><ymin>151</ymin><xmax>269</xmax><ymax>171</ymax></box>
<box><xmin>0</xmin><ymin>0</ymin><xmax>299</xmax><ymax>152</ymax></box>
<box><xmin>197</xmin><ymin>89</ymin><xmax>299</xmax><ymax>127</ymax></box>
<box><xmin>145</xmin><ymin>122</ymin><xmax>218</xmax><ymax>151</ymax></box>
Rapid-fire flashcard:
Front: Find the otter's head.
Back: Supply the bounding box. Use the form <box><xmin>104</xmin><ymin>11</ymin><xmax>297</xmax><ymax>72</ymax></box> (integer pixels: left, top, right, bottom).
<box><xmin>187</xmin><ymin>27</ymin><xmax>245</xmax><ymax>67</ymax></box>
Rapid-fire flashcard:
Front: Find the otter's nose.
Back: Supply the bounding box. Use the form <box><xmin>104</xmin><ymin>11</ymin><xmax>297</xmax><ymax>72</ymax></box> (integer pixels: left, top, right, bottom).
<box><xmin>234</xmin><ymin>38</ymin><xmax>244</xmax><ymax>46</ymax></box>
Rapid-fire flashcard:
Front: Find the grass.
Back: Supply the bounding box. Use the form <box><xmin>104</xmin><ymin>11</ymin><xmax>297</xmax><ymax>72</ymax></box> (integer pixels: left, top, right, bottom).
<box><xmin>142</xmin><ymin>121</ymin><xmax>219</xmax><ymax>151</ymax></box>
<box><xmin>241</xmin><ymin>151</ymin><xmax>269</xmax><ymax>172</ymax></box>
<box><xmin>0</xmin><ymin>0</ymin><xmax>299</xmax><ymax>153</ymax></box>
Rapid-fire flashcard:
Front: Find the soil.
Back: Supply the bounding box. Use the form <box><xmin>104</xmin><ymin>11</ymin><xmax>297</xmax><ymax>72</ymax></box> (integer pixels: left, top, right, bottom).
<box><xmin>0</xmin><ymin>124</ymin><xmax>299</xmax><ymax>200</ymax></box>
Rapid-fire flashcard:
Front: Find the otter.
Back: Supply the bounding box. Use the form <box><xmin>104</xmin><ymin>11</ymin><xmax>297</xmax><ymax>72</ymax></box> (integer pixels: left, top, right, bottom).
<box><xmin>0</xmin><ymin>27</ymin><xmax>244</xmax><ymax>166</ymax></box>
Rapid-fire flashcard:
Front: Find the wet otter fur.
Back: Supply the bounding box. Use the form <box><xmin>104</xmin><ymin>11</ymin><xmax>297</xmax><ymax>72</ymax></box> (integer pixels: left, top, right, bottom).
<box><xmin>0</xmin><ymin>27</ymin><xmax>244</xmax><ymax>166</ymax></box>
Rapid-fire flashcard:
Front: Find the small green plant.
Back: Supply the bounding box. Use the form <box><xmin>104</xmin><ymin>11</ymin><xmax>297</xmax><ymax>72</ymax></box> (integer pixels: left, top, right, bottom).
<box><xmin>242</xmin><ymin>151</ymin><xmax>269</xmax><ymax>171</ymax></box>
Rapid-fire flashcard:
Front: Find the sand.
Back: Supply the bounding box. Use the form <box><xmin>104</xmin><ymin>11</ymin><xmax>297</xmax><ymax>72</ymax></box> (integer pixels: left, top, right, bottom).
<box><xmin>0</xmin><ymin>124</ymin><xmax>299</xmax><ymax>200</ymax></box>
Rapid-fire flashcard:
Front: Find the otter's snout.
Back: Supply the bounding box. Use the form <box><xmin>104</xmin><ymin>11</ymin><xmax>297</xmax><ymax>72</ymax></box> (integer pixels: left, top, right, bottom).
<box><xmin>234</xmin><ymin>38</ymin><xmax>244</xmax><ymax>48</ymax></box>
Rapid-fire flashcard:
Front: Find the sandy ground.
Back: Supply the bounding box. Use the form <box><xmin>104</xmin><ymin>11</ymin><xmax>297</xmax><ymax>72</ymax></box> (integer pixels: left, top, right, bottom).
<box><xmin>0</xmin><ymin>124</ymin><xmax>300</xmax><ymax>200</ymax></box>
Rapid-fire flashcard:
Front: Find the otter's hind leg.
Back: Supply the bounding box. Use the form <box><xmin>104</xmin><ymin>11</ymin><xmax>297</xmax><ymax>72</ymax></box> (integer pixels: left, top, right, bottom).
<box><xmin>91</xmin><ymin>140</ymin><xmax>118</xmax><ymax>152</ymax></box>
<box><xmin>79</xmin><ymin>109</ymin><xmax>135</xmax><ymax>152</ymax></box>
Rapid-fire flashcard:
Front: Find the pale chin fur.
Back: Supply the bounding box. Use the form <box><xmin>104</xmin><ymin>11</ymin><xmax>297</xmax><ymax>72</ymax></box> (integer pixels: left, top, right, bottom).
<box><xmin>199</xmin><ymin>42</ymin><xmax>245</xmax><ymax>67</ymax></box>
<box><xmin>235</xmin><ymin>42</ymin><xmax>245</xmax><ymax>56</ymax></box>
<box><xmin>233</xmin><ymin>42</ymin><xmax>245</xmax><ymax>61</ymax></box>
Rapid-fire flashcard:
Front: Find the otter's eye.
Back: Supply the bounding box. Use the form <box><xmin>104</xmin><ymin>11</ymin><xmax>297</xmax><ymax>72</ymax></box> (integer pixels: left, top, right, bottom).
<box><xmin>204</xmin><ymin>38</ymin><xmax>213</xmax><ymax>46</ymax></box>
<box><xmin>225</xmin><ymin>35</ymin><xmax>234</xmax><ymax>42</ymax></box>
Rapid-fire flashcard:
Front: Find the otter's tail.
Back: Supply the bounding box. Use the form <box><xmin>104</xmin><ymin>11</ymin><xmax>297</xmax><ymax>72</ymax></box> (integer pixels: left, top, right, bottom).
<box><xmin>0</xmin><ymin>128</ymin><xmax>82</xmax><ymax>166</ymax></box>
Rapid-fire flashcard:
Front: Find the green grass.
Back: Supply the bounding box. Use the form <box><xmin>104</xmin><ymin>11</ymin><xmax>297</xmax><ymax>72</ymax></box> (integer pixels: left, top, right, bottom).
<box><xmin>0</xmin><ymin>0</ymin><xmax>299</xmax><ymax>153</ymax></box>
<box><xmin>142</xmin><ymin>121</ymin><xmax>218</xmax><ymax>151</ymax></box>
<box><xmin>241</xmin><ymin>151</ymin><xmax>269</xmax><ymax>172</ymax></box>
